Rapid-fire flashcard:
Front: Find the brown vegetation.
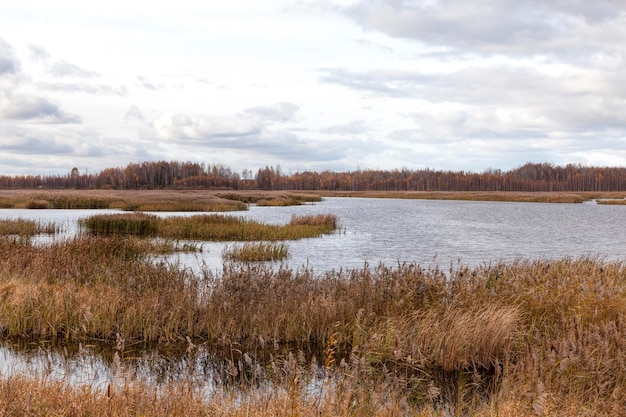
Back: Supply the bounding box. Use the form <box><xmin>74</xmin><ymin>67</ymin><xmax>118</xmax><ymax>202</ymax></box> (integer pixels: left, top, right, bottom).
<box><xmin>0</xmin><ymin>189</ymin><xmax>248</xmax><ymax>211</ymax></box>
<box><xmin>216</xmin><ymin>191</ymin><xmax>321</xmax><ymax>205</ymax></box>
<box><xmin>4</xmin><ymin>188</ymin><xmax>626</xmax><ymax>209</ymax></box>
<box><xmin>80</xmin><ymin>212</ymin><xmax>338</xmax><ymax>240</ymax></box>
<box><xmin>222</xmin><ymin>242</ymin><xmax>289</xmax><ymax>262</ymax></box>
<box><xmin>0</xmin><ymin>219</ymin><xmax>57</xmax><ymax>237</ymax></box>
<box><xmin>0</xmin><ymin>234</ymin><xmax>624</xmax><ymax>414</ymax></box>
<box><xmin>0</xmin><ymin>189</ymin><xmax>329</xmax><ymax>211</ymax></box>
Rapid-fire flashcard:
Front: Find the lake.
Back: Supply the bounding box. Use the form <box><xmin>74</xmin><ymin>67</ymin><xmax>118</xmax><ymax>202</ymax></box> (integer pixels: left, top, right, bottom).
<box><xmin>1</xmin><ymin>197</ymin><xmax>625</xmax><ymax>273</ymax></box>
<box><xmin>1</xmin><ymin>196</ymin><xmax>624</xmax><ymax>392</ymax></box>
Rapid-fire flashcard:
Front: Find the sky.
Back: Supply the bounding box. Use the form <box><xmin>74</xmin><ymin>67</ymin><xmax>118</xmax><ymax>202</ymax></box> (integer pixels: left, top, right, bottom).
<box><xmin>1</xmin><ymin>0</ymin><xmax>626</xmax><ymax>176</ymax></box>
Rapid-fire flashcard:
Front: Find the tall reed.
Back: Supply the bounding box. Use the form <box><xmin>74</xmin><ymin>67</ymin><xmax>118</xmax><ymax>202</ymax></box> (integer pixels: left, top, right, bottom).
<box><xmin>0</xmin><ymin>218</ymin><xmax>57</xmax><ymax>236</ymax></box>
<box><xmin>0</xmin><ymin>241</ymin><xmax>624</xmax><ymax>414</ymax></box>
<box><xmin>0</xmin><ymin>190</ymin><xmax>248</xmax><ymax>212</ymax></box>
<box><xmin>79</xmin><ymin>213</ymin><xmax>159</xmax><ymax>236</ymax></box>
<box><xmin>80</xmin><ymin>212</ymin><xmax>339</xmax><ymax>240</ymax></box>
<box><xmin>222</xmin><ymin>242</ymin><xmax>289</xmax><ymax>262</ymax></box>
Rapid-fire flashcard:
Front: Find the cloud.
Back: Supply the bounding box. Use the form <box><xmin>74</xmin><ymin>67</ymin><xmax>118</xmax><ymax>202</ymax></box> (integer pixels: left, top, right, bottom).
<box><xmin>37</xmin><ymin>81</ymin><xmax>128</xmax><ymax>96</ymax></box>
<box><xmin>137</xmin><ymin>75</ymin><xmax>163</xmax><ymax>91</ymax></box>
<box><xmin>320</xmin><ymin>68</ymin><xmax>410</xmax><ymax>97</ymax></box>
<box><xmin>0</xmin><ymin>38</ymin><xmax>20</xmax><ymax>75</ymax></box>
<box><xmin>321</xmin><ymin>120</ymin><xmax>368</xmax><ymax>135</ymax></box>
<box><xmin>0</xmin><ymin>93</ymin><xmax>82</xmax><ymax>124</ymax></box>
<box><xmin>243</xmin><ymin>102</ymin><xmax>299</xmax><ymax>122</ymax></box>
<box><xmin>200</xmin><ymin>129</ymin><xmax>366</xmax><ymax>168</ymax></box>
<box><xmin>321</xmin><ymin>64</ymin><xmax>626</xmax><ymax>136</ymax></box>
<box><xmin>151</xmin><ymin>113</ymin><xmax>263</xmax><ymax>140</ymax></box>
<box><xmin>344</xmin><ymin>0</ymin><xmax>626</xmax><ymax>58</ymax></box>
<box><xmin>149</xmin><ymin>102</ymin><xmax>300</xmax><ymax>141</ymax></box>
<box><xmin>139</xmin><ymin>101</ymin><xmax>372</xmax><ymax>170</ymax></box>
<box><xmin>125</xmin><ymin>105</ymin><xmax>145</xmax><ymax>122</ymax></box>
<box><xmin>28</xmin><ymin>44</ymin><xmax>50</xmax><ymax>62</ymax></box>
<box><xmin>48</xmin><ymin>60</ymin><xmax>99</xmax><ymax>78</ymax></box>
<box><xmin>0</xmin><ymin>124</ymin><xmax>75</xmax><ymax>155</ymax></box>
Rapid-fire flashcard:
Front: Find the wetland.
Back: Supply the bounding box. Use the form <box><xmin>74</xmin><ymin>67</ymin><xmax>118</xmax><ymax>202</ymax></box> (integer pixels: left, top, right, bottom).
<box><xmin>0</xmin><ymin>190</ymin><xmax>625</xmax><ymax>416</ymax></box>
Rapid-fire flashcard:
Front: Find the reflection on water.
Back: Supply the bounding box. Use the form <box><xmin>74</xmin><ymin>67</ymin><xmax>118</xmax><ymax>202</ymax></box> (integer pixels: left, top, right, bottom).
<box><xmin>0</xmin><ymin>339</ymin><xmax>301</xmax><ymax>395</ymax></box>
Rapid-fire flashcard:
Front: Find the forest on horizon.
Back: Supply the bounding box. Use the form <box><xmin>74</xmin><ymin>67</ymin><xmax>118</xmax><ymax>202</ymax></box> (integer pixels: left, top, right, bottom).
<box><xmin>1</xmin><ymin>161</ymin><xmax>625</xmax><ymax>192</ymax></box>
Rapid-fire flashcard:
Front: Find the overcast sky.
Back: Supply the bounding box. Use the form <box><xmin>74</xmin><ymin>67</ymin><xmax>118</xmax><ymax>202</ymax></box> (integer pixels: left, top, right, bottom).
<box><xmin>1</xmin><ymin>0</ymin><xmax>626</xmax><ymax>176</ymax></box>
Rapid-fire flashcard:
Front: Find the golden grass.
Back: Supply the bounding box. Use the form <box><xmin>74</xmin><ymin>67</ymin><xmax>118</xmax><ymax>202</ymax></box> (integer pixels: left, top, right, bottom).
<box><xmin>159</xmin><ymin>214</ymin><xmax>338</xmax><ymax>241</ymax></box>
<box><xmin>596</xmin><ymin>198</ymin><xmax>626</xmax><ymax>205</ymax></box>
<box><xmin>216</xmin><ymin>191</ymin><xmax>322</xmax><ymax>204</ymax></box>
<box><xmin>0</xmin><ymin>373</ymin><xmax>460</xmax><ymax>417</ymax></box>
<box><xmin>0</xmin><ymin>190</ymin><xmax>247</xmax><ymax>212</ymax></box>
<box><xmin>80</xmin><ymin>212</ymin><xmax>339</xmax><ymax>241</ymax></box>
<box><xmin>0</xmin><ymin>236</ymin><xmax>624</xmax><ymax>414</ymax></box>
<box><xmin>0</xmin><ymin>218</ymin><xmax>57</xmax><ymax>236</ymax></box>
<box><xmin>80</xmin><ymin>213</ymin><xmax>159</xmax><ymax>236</ymax></box>
<box><xmin>256</xmin><ymin>198</ymin><xmax>303</xmax><ymax>206</ymax></box>
<box><xmin>223</xmin><ymin>242</ymin><xmax>289</xmax><ymax>262</ymax></box>
<box><xmin>4</xmin><ymin>189</ymin><xmax>624</xmax><ymax>209</ymax></box>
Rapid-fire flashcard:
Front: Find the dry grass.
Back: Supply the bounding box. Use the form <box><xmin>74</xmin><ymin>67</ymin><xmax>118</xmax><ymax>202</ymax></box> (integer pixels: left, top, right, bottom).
<box><xmin>290</xmin><ymin>213</ymin><xmax>338</xmax><ymax>228</ymax></box>
<box><xmin>80</xmin><ymin>213</ymin><xmax>159</xmax><ymax>236</ymax></box>
<box><xmin>0</xmin><ymin>373</ymin><xmax>456</xmax><ymax>417</ymax></box>
<box><xmin>0</xmin><ymin>236</ymin><xmax>206</xmax><ymax>343</ymax></box>
<box><xmin>596</xmin><ymin>198</ymin><xmax>626</xmax><ymax>205</ymax></box>
<box><xmin>216</xmin><ymin>191</ymin><xmax>322</xmax><ymax>204</ymax></box>
<box><xmin>160</xmin><ymin>213</ymin><xmax>338</xmax><ymax>241</ymax></box>
<box><xmin>0</xmin><ymin>218</ymin><xmax>57</xmax><ymax>237</ymax></box>
<box><xmin>256</xmin><ymin>198</ymin><xmax>303</xmax><ymax>206</ymax></box>
<box><xmin>0</xmin><ymin>236</ymin><xmax>624</xmax><ymax>414</ymax></box>
<box><xmin>223</xmin><ymin>242</ymin><xmax>289</xmax><ymax>262</ymax></box>
<box><xmin>81</xmin><ymin>212</ymin><xmax>339</xmax><ymax>241</ymax></box>
<box><xmin>0</xmin><ymin>190</ymin><xmax>247</xmax><ymax>212</ymax></box>
<box><xmin>4</xmin><ymin>188</ymin><xmax>623</xmax><ymax>209</ymax></box>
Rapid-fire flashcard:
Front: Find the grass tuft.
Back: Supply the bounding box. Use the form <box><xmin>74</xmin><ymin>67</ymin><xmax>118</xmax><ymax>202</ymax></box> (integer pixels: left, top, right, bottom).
<box><xmin>80</xmin><ymin>213</ymin><xmax>159</xmax><ymax>236</ymax></box>
<box><xmin>223</xmin><ymin>242</ymin><xmax>289</xmax><ymax>262</ymax></box>
<box><xmin>0</xmin><ymin>218</ymin><xmax>58</xmax><ymax>237</ymax></box>
<box><xmin>80</xmin><ymin>212</ymin><xmax>338</xmax><ymax>241</ymax></box>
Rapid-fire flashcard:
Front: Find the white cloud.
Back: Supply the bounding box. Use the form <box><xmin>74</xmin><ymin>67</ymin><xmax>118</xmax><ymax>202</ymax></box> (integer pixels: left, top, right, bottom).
<box><xmin>0</xmin><ymin>37</ymin><xmax>20</xmax><ymax>75</ymax></box>
<box><xmin>1</xmin><ymin>1</ymin><xmax>626</xmax><ymax>174</ymax></box>
<box><xmin>0</xmin><ymin>92</ymin><xmax>81</xmax><ymax>124</ymax></box>
<box><xmin>47</xmin><ymin>60</ymin><xmax>99</xmax><ymax>78</ymax></box>
<box><xmin>345</xmin><ymin>0</ymin><xmax>626</xmax><ymax>58</ymax></box>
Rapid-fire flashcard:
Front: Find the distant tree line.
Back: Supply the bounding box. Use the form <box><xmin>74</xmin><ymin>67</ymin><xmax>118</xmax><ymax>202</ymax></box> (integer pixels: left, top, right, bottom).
<box><xmin>1</xmin><ymin>161</ymin><xmax>626</xmax><ymax>192</ymax></box>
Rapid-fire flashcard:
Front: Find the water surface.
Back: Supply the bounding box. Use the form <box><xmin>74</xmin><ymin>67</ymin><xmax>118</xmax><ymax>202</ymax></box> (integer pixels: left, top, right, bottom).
<box><xmin>1</xmin><ymin>197</ymin><xmax>625</xmax><ymax>392</ymax></box>
<box><xmin>2</xmin><ymin>198</ymin><xmax>625</xmax><ymax>272</ymax></box>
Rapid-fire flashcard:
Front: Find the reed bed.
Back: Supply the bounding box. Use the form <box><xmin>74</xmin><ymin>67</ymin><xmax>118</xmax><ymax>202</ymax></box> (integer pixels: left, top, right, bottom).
<box><xmin>0</xmin><ymin>190</ymin><xmax>247</xmax><ymax>212</ymax></box>
<box><xmin>80</xmin><ymin>213</ymin><xmax>159</xmax><ymax>236</ymax></box>
<box><xmin>0</xmin><ymin>192</ymin><xmax>112</xmax><ymax>209</ymax></box>
<box><xmin>222</xmin><ymin>242</ymin><xmax>289</xmax><ymax>262</ymax></box>
<box><xmin>0</xmin><ymin>218</ymin><xmax>57</xmax><ymax>236</ymax></box>
<box><xmin>117</xmin><ymin>199</ymin><xmax>247</xmax><ymax>212</ymax></box>
<box><xmin>80</xmin><ymin>212</ymin><xmax>339</xmax><ymax>240</ymax></box>
<box><xmin>596</xmin><ymin>198</ymin><xmax>626</xmax><ymax>205</ymax></box>
<box><xmin>158</xmin><ymin>213</ymin><xmax>338</xmax><ymax>240</ymax></box>
<box><xmin>256</xmin><ymin>197</ymin><xmax>303</xmax><ymax>206</ymax></box>
<box><xmin>0</xmin><ymin>372</ymin><xmax>461</xmax><ymax>417</ymax></box>
<box><xmin>0</xmin><ymin>240</ymin><xmax>624</xmax><ymax>414</ymax></box>
<box><xmin>290</xmin><ymin>213</ymin><xmax>338</xmax><ymax>228</ymax></box>
<box><xmin>216</xmin><ymin>191</ymin><xmax>322</xmax><ymax>204</ymax></box>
